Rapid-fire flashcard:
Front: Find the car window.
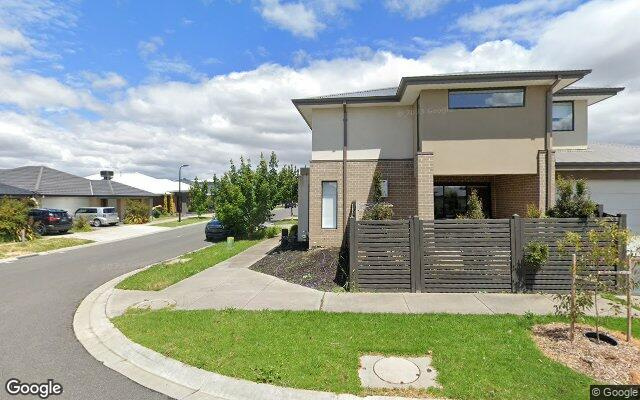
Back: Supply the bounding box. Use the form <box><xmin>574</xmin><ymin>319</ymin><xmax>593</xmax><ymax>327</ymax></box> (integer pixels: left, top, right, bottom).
<box><xmin>75</xmin><ymin>208</ymin><xmax>85</xmax><ymax>214</ymax></box>
<box><xmin>89</xmin><ymin>208</ymin><xmax>98</xmax><ymax>213</ymax></box>
<box><xmin>103</xmin><ymin>207</ymin><xmax>116</xmax><ymax>213</ymax></box>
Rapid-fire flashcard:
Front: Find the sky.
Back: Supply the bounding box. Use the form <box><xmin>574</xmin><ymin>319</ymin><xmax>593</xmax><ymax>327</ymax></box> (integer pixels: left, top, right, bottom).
<box><xmin>0</xmin><ymin>0</ymin><xmax>639</xmax><ymax>180</ymax></box>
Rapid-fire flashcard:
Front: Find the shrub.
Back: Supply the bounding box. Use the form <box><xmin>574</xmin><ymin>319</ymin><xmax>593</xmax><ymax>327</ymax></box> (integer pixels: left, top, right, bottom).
<box><xmin>526</xmin><ymin>203</ymin><xmax>544</xmax><ymax>218</ymax></box>
<box><xmin>72</xmin><ymin>216</ymin><xmax>92</xmax><ymax>232</ymax></box>
<box><xmin>124</xmin><ymin>200</ymin><xmax>151</xmax><ymax>224</ymax></box>
<box><xmin>152</xmin><ymin>205</ymin><xmax>168</xmax><ymax>218</ymax></box>
<box><xmin>523</xmin><ymin>241</ymin><xmax>549</xmax><ymax>270</ymax></box>
<box><xmin>0</xmin><ymin>197</ymin><xmax>32</xmax><ymax>242</ymax></box>
<box><xmin>254</xmin><ymin>225</ymin><xmax>280</xmax><ymax>239</ymax></box>
<box><xmin>457</xmin><ymin>189</ymin><xmax>484</xmax><ymax>219</ymax></box>
<box><xmin>362</xmin><ymin>203</ymin><xmax>394</xmax><ymax>220</ymax></box>
<box><xmin>547</xmin><ymin>177</ymin><xmax>597</xmax><ymax>218</ymax></box>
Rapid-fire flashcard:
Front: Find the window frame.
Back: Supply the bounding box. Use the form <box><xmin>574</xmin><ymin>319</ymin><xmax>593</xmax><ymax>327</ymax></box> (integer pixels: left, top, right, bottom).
<box><xmin>321</xmin><ymin>180</ymin><xmax>338</xmax><ymax>230</ymax></box>
<box><xmin>433</xmin><ymin>183</ymin><xmax>492</xmax><ymax>219</ymax></box>
<box><xmin>448</xmin><ymin>87</ymin><xmax>526</xmax><ymax>110</ymax></box>
<box><xmin>552</xmin><ymin>100</ymin><xmax>575</xmax><ymax>132</ymax></box>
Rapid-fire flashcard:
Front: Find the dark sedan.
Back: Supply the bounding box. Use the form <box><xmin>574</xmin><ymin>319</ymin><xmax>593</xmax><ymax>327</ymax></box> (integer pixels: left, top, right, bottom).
<box><xmin>205</xmin><ymin>219</ymin><xmax>230</xmax><ymax>241</ymax></box>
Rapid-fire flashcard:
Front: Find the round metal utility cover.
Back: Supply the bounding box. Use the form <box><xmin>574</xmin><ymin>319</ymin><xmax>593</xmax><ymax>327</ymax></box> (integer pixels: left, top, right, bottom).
<box><xmin>373</xmin><ymin>357</ymin><xmax>420</xmax><ymax>384</ymax></box>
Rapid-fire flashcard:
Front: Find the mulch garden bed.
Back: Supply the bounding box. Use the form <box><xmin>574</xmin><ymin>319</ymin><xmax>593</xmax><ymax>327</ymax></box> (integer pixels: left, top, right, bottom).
<box><xmin>249</xmin><ymin>243</ymin><xmax>346</xmax><ymax>291</ymax></box>
<box><xmin>532</xmin><ymin>323</ymin><xmax>640</xmax><ymax>384</ymax></box>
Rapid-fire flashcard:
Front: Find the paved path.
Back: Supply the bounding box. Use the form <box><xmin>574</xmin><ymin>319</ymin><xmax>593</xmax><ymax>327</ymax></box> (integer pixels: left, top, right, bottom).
<box><xmin>0</xmin><ymin>223</ymin><xmax>210</xmax><ymax>400</ymax></box>
<box><xmin>108</xmin><ymin>239</ymin><xmax>636</xmax><ymax>318</ymax></box>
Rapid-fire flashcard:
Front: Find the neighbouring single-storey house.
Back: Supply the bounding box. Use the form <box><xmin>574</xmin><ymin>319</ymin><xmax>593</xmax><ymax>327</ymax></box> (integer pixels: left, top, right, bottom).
<box><xmin>85</xmin><ymin>171</ymin><xmax>191</xmax><ymax>212</ymax></box>
<box><xmin>293</xmin><ymin>69</ymin><xmax>638</xmax><ymax>247</ymax></box>
<box><xmin>0</xmin><ymin>166</ymin><xmax>154</xmax><ymax>219</ymax></box>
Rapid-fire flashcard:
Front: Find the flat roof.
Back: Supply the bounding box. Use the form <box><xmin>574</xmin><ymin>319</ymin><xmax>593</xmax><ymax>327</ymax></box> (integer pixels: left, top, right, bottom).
<box><xmin>556</xmin><ymin>143</ymin><xmax>640</xmax><ymax>170</ymax></box>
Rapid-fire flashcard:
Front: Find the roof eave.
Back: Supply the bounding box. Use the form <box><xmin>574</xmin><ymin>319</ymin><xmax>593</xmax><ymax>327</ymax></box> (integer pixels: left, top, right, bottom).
<box><xmin>556</xmin><ymin>161</ymin><xmax>640</xmax><ymax>171</ymax></box>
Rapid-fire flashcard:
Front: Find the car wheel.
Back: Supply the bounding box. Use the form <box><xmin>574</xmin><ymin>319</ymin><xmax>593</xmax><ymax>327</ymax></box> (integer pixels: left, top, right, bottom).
<box><xmin>35</xmin><ymin>223</ymin><xmax>46</xmax><ymax>236</ymax></box>
<box><xmin>93</xmin><ymin>219</ymin><xmax>102</xmax><ymax>227</ymax></box>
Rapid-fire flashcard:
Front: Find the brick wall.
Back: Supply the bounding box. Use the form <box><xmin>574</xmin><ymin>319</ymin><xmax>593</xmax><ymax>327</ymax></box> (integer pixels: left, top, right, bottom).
<box><xmin>309</xmin><ymin>159</ymin><xmax>416</xmax><ymax>247</ymax></box>
<box><xmin>493</xmin><ymin>174</ymin><xmax>540</xmax><ymax>218</ymax></box>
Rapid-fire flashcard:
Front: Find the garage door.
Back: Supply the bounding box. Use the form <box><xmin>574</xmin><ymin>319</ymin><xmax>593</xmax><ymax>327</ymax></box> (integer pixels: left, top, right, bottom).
<box><xmin>586</xmin><ymin>179</ymin><xmax>640</xmax><ymax>233</ymax></box>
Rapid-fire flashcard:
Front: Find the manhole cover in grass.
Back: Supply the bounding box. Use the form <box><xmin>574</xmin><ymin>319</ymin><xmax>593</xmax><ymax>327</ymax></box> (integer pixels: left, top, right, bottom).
<box><xmin>373</xmin><ymin>357</ymin><xmax>420</xmax><ymax>384</ymax></box>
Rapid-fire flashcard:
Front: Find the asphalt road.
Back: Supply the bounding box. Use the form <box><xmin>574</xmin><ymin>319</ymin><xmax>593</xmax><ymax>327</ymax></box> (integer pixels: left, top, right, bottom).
<box><xmin>0</xmin><ymin>223</ymin><xmax>210</xmax><ymax>399</ymax></box>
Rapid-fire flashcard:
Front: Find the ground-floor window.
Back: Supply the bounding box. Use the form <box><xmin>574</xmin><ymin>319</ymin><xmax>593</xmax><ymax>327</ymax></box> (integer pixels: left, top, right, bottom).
<box><xmin>434</xmin><ymin>184</ymin><xmax>492</xmax><ymax>219</ymax></box>
<box><xmin>321</xmin><ymin>181</ymin><xmax>337</xmax><ymax>229</ymax></box>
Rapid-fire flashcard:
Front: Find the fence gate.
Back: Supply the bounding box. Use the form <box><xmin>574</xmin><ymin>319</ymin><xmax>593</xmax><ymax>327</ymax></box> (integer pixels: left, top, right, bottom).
<box><xmin>421</xmin><ymin>219</ymin><xmax>512</xmax><ymax>292</ymax></box>
<box><xmin>350</xmin><ymin>220</ymin><xmax>412</xmax><ymax>291</ymax></box>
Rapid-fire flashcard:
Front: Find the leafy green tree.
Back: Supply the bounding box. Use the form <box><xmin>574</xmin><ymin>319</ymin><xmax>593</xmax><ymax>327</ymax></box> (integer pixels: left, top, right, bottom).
<box><xmin>268</xmin><ymin>151</ymin><xmax>280</xmax><ymax>208</ymax></box>
<box><xmin>278</xmin><ymin>164</ymin><xmax>299</xmax><ymax>216</ymax></box>
<box><xmin>209</xmin><ymin>174</ymin><xmax>220</xmax><ymax>210</ymax></box>
<box><xmin>188</xmin><ymin>177</ymin><xmax>210</xmax><ymax>217</ymax></box>
<box><xmin>547</xmin><ymin>177</ymin><xmax>597</xmax><ymax>218</ymax></box>
<box><xmin>362</xmin><ymin>170</ymin><xmax>393</xmax><ymax>220</ymax></box>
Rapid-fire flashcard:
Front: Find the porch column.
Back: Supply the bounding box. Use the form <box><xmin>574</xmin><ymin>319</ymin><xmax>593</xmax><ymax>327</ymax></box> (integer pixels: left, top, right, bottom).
<box><xmin>415</xmin><ymin>152</ymin><xmax>434</xmax><ymax>219</ymax></box>
<box><xmin>537</xmin><ymin>150</ymin><xmax>556</xmax><ymax>211</ymax></box>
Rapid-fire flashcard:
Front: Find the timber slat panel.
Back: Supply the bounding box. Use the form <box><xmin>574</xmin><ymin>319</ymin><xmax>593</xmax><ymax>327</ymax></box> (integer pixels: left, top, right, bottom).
<box><xmin>354</xmin><ymin>220</ymin><xmax>411</xmax><ymax>292</ymax></box>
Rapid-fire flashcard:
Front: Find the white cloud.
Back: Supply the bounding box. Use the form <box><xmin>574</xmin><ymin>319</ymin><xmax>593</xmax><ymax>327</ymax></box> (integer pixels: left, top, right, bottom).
<box><xmin>259</xmin><ymin>0</ymin><xmax>324</xmax><ymax>38</ymax></box>
<box><xmin>257</xmin><ymin>0</ymin><xmax>359</xmax><ymax>38</ymax></box>
<box><xmin>0</xmin><ymin>27</ymin><xmax>31</xmax><ymax>51</ymax></box>
<box><xmin>138</xmin><ymin>36</ymin><xmax>164</xmax><ymax>58</ymax></box>
<box><xmin>457</xmin><ymin>0</ymin><xmax>579</xmax><ymax>40</ymax></box>
<box><xmin>384</xmin><ymin>0</ymin><xmax>449</xmax><ymax>19</ymax></box>
<box><xmin>0</xmin><ymin>70</ymin><xmax>102</xmax><ymax>111</ymax></box>
<box><xmin>0</xmin><ymin>0</ymin><xmax>639</xmax><ymax>181</ymax></box>
<box><xmin>77</xmin><ymin>71</ymin><xmax>127</xmax><ymax>90</ymax></box>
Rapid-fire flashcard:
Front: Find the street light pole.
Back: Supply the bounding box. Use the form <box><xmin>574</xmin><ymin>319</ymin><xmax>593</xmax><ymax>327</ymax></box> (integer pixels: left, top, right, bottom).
<box><xmin>178</xmin><ymin>164</ymin><xmax>189</xmax><ymax>222</ymax></box>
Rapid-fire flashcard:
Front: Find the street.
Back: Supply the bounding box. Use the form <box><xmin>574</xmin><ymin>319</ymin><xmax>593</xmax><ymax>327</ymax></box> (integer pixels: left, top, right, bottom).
<box><xmin>0</xmin><ymin>224</ymin><xmax>209</xmax><ymax>399</ymax></box>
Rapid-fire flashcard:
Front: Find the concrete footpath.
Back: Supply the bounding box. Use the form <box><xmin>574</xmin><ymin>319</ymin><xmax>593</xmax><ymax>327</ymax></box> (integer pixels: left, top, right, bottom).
<box><xmin>75</xmin><ymin>237</ymin><xmax>638</xmax><ymax>400</ymax></box>
<box><xmin>106</xmin><ymin>238</ymin><xmax>634</xmax><ymax>319</ymax></box>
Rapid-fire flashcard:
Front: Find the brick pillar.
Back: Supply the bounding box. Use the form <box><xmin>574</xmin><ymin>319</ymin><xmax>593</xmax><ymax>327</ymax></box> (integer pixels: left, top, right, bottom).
<box><xmin>415</xmin><ymin>152</ymin><xmax>434</xmax><ymax>219</ymax></box>
<box><xmin>547</xmin><ymin>150</ymin><xmax>556</xmax><ymax>209</ymax></box>
<box><xmin>537</xmin><ymin>150</ymin><xmax>547</xmax><ymax>211</ymax></box>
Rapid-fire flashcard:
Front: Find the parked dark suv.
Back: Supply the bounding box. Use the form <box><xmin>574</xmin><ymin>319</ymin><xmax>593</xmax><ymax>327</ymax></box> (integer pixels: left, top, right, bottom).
<box><xmin>28</xmin><ymin>208</ymin><xmax>73</xmax><ymax>235</ymax></box>
<box><xmin>205</xmin><ymin>219</ymin><xmax>230</xmax><ymax>241</ymax></box>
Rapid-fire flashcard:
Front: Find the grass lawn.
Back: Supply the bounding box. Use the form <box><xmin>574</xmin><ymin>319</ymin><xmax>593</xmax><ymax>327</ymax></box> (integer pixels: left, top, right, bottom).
<box><xmin>602</xmin><ymin>292</ymin><xmax>640</xmax><ymax>311</ymax></box>
<box><xmin>112</xmin><ymin>310</ymin><xmax>639</xmax><ymax>400</ymax></box>
<box><xmin>274</xmin><ymin>218</ymin><xmax>297</xmax><ymax>227</ymax></box>
<box><xmin>0</xmin><ymin>238</ymin><xmax>93</xmax><ymax>259</ymax></box>
<box><xmin>116</xmin><ymin>240</ymin><xmax>260</xmax><ymax>291</ymax></box>
<box><xmin>152</xmin><ymin>216</ymin><xmax>210</xmax><ymax>228</ymax></box>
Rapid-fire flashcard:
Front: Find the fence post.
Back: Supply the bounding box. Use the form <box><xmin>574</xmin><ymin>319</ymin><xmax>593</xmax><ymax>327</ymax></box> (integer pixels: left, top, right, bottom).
<box><xmin>617</xmin><ymin>213</ymin><xmax>627</xmax><ymax>289</ymax></box>
<box><xmin>510</xmin><ymin>214</ymin><xmax>525</xmax><ymax>292</ymax></box>
<box><xmin>597</xmin><ymin>204</ymin><xmax>604</xmax><ymax>217</ymax></box>
<box><xmin>349</xmin><ymin>217</ymin><xmax>357</xmax><ymax>290</ymax></box>
<box><xmin>409</xmin><ymin>216</ymin><xmax>422</xmax><ymax>293</ymax></box>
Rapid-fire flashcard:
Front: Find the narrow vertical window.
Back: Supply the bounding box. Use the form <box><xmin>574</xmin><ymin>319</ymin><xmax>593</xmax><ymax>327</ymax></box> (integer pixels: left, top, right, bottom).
<box><xmin>321</xmin><ymin>181</ymin><xmax>337</xmax><ymax>229</ymax></box>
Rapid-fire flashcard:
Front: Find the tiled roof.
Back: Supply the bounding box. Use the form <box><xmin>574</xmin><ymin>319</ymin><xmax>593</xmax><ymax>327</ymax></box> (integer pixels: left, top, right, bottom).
<box><xmin>0</xmin><ymin>182</ymin><xmax>33</xmax><ymax>196</ymax></box>
<box><xmin>556</xmin><ymin>143</ymin><xmax>640</xmax><ymax>165</ymax></box>
<box><xmin>0</xmin><ymin>166</ymin><xmax>153</xmax><ymax>197</ymax></box>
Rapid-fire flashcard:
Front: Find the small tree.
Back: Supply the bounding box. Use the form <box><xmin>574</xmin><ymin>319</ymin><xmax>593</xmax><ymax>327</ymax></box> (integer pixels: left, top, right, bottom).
<box><xmin>362</xmin><ymin>170</ymin><xmax>394</xmax><ymax>220</ymax></box>
<box><xmin>168</xmin><ymin>194</ymin><xmax>176</xmax><ymax>214</ymax></box>
<box><xmin>526</xmin><ymin>203</ymin><xmax>544</xmax><ymax>218</ymax></box>
<box><xmin>547</xmin><ymin>177</ymin><xmax>597</xmax><ymax>218</ymax></box>
<box><xmin>556</xmin><ymin>221</ymin><xmax>629</xmax><ymax>341</ymax></box>
<box><xmin>0</xmin><ymin>197</ymin><xmax>32</xmax><ymax>242</ymax></box>
<box><xmin>188</xmin><ymin>177</ymin><xmax>210</xmax><ymax>217</ymax></box>
<box><xmin>457</xmin><ymin>189</ymin><xmax>484</xmax><ymax>219</ymax></box>
<box><xmin>163</xmin><ymin>193</ymin><xmax>169</xmax><ymax>214</ymax></box>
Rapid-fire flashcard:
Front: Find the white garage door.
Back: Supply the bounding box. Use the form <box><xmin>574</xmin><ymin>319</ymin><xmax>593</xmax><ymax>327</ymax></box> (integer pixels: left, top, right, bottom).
<box><xmin>40</xmin><ymin>197</ymin><xmax>92</xmax><ymax>215</ymax></box>
<box><xmin>586</xmin><ymin>179</ymin><xmax>640</xmax><ymax>234</ymax></box>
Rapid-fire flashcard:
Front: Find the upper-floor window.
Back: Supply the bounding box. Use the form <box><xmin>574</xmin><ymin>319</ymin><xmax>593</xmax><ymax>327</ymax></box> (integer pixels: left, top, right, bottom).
<box><xmin>552</xmin><ymin>101</ymin><xmax>574</xmax><ymax>131</ymax></box>
<box><xmin>448</xmin><ymin>88</ymin><xmax>525</xmax><ymax>109</ymax></box>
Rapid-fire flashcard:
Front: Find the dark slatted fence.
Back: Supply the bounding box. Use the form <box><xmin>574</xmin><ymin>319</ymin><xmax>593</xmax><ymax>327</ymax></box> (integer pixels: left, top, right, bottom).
<box><xmin>350</xmin><ymin>220</ymin><xmax>412</xmax><ymax>292</ymax></box>
<box><xmin>422</xmin><ymin>219</ymin><xmax>512</xmax><ymax>293</ymax></box>
<box><xmin>349</xmin><ymin>214</ymin><xmax>626</xmax><ymax>293</ymax></box>
<box><xmin>522</xmin><ymin>217</ymin><xmax>619</xmax><ymax>292</ymax></box>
